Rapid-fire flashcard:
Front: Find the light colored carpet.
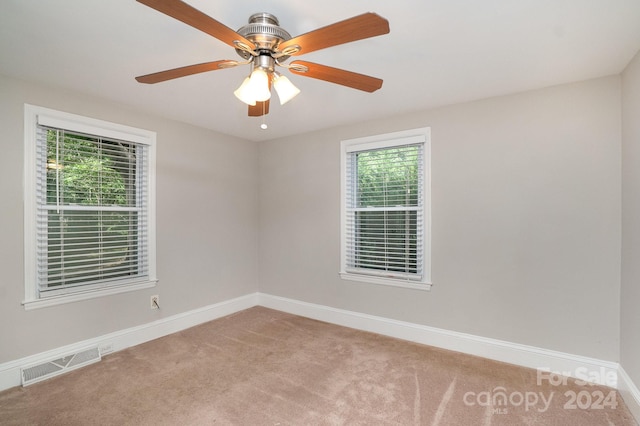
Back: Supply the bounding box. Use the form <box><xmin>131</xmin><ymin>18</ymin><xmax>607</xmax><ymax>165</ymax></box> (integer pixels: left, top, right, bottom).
<box><xmin>0</xmin><ymin>306</ymin><xmax>636</xmax><ymax>425</ymax></box>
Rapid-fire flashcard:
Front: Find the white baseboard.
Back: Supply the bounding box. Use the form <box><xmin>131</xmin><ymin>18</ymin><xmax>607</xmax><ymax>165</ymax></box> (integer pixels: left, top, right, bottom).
<box><xmin>618</xmin><ymin>366</ymin><xmax>640</xmax><ymax>421</ymax></box>
<box><xmin>0</xmin><ymin>293</ymin><xmax>259</xmax><ymax>391</ymax></box>
<box><xmin>258</xmin><ymin>293</ymin><xmax>620</xmax><ymax>388</ymax></box>
<box><xmin>258</xmin><ymin>293</ymin><xmax>640</xmax><ymax>422</ymax></box>
<box><xmin>2</xmin><ymin>290</ymin><xmax>639</xmax><ymax>425</ymax></box>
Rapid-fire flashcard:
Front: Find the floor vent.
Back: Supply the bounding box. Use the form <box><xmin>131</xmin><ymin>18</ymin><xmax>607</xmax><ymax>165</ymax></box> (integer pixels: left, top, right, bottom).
<box><xmin>21</xmin><ymin>347</ymin><xmax>101</xmax><ymax>386</ymax></box>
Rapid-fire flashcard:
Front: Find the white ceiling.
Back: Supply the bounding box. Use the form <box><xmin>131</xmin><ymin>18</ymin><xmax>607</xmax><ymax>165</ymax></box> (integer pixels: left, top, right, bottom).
<box><xmin>1</xmin><ymin>0</ymin><xmax>640</xmax><ymax>142</ymax></box>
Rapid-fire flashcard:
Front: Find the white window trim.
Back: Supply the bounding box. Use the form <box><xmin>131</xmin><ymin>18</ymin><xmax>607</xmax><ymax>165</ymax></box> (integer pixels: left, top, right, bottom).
<box><xmin>340</xmin><ymin>127</ymin><xmax>432</xmax><ymax>291</ymax></box>
<box><xmin>23</xmin><ymin>104</ymin><xmax>158</xmax><ymax>310</ymax></box>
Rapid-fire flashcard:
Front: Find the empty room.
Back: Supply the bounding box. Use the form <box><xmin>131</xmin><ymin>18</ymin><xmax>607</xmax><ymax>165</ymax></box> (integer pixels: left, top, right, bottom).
<box><xmin>1</xmin><ymin>0</ymin><xmax>640</xmax><ymax>424</ymax></box>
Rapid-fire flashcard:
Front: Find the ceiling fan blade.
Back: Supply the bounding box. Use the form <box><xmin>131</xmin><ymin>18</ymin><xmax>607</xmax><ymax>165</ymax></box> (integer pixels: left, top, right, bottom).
<box><xmin>278</xmin><ymin>13</ymin><xmax>389</xmax><ymax>56</ymax></box>
<box><xmin>248</xmin><ymin>99</ymin><xmax>270</xmax><ymax>117</ymax></box>
<box><xmin>136</xmin><ymin>60</ymin><xmax>234</xmax><ymax>84</ymax></box>
<box><xmin>289</xmin><ymin>61</ymin><xmax>383</xmax><ymax>92</ymax></box>
<box><xmin>137</xmin><ymin>0</ymin><xmax>255</xmax><ymax>50</ymax></box>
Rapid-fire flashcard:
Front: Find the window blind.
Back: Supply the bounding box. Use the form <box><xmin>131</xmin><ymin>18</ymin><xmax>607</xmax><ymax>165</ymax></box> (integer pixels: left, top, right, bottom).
<box><xmin>35</xmin><ymin>124</ymin><xmax>150</xmax><ymax>297</ymax></box>
<box><xmin>345</xmin><ymin>143</ymin><xmax>424</xmax><ymax>281</ymax></box>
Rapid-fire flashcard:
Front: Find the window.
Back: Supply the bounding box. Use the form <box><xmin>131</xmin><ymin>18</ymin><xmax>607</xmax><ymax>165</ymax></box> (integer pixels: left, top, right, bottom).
<box><xmin>23</xmin><ymin>105</ymin><xmax>157</xmax><ymax>309</ymax></box>
<box><xmin>340</xmin><ymin>128</ymin><xmax>431</xmax><ymax>290</ymax></box>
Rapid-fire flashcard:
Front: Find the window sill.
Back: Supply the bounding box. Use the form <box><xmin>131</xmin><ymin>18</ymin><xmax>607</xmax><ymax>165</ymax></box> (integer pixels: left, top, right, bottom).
<box><xmin>339</xmin><ymin>272</ymin><xmax>432</xmax><ymax>291</ymax></box>
<box><xmin>23</xmin><ymin>279</ymin><xmax>158</xmax><ymax>310</ymax></box>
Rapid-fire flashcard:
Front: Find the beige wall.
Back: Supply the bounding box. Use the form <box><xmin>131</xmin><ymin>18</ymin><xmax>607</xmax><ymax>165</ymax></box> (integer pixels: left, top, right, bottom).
<box><xmin>259</xmin><ymin>76</ymin><xmax>622</xmax><ymax>361</ymax></box>
<box><xmin>622</xmin><ymin>50</ymin><xmax>640</xmax><ymax>384</ymax></box>
<box><xmin>0</xmin><ymin>74</ymin><xmax>260</xmax><ymax>362</ymax></box>
<box><xmin>0</xmin><ymin>72</ymin><xmax>626</xmax><ymax>366</ymax></box>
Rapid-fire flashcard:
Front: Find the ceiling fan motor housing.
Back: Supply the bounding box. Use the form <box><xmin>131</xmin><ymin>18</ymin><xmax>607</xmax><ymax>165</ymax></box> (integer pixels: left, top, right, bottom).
<box><xmin>235</xmin><ymin>13</ymin><xmax>292</xmax><ymax>60</ymax></box>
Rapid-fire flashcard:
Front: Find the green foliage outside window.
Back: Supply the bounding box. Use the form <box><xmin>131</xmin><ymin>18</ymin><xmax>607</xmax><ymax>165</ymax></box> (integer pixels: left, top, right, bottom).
<box><xmin>354</xmin><ymin>145</ymin><xmax>420</xmax><ymax>274</ymax></box>
<box><xmin>44</xmin><ymin>129</ymin><xmax>139</xmax><ymax>287</ymax></box>
<box><xmin>356</xmin><ymin>146</ymin><xmax>419</xmax><ymax>208</ymax></box>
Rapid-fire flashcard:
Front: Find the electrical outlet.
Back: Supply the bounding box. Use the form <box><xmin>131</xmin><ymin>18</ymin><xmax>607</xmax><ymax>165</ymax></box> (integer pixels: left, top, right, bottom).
<box><xmin>150</xmin><ymin>295</ymin><xmax>159</xmax><ymax>309</ymax></box>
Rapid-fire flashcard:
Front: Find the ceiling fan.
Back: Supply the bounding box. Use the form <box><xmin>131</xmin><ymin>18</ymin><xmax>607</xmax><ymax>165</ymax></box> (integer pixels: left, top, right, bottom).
<box><xmin>135</xmin><ymin>0</ymin><xmax>390</xmax><ymax>117</ymax></box>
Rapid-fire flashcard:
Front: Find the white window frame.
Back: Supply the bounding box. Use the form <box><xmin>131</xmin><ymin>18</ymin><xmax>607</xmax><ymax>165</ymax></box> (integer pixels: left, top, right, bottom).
<box><xmin>23</xmin><ymin>104</ymin><xmax>157</xmax><ymax>310</ymax></box>
<box><xmin>340</xmin><ymin>127</ymin><xmax>432</xmax><ymax>291</ymax></box>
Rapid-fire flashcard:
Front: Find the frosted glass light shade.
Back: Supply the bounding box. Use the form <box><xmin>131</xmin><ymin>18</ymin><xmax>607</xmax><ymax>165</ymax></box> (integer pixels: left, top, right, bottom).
<box><xmin>248</xmin><ymin>68</ymin><xmax>271</xmax><ymax>102</ymax></box>
<box><xmin>273</xmin><ymin>74</ymin><xmax>300</xmax><ymax>105</ymax></box>
<box><xmin>234</xmin><ymin>68</ymin><xmax>272</xmax><ymax>105</ymax></box>
<box><xmin>234</xmin><ymin>77</ymin><xmax>256</xmax><ymax>106</ymax></box>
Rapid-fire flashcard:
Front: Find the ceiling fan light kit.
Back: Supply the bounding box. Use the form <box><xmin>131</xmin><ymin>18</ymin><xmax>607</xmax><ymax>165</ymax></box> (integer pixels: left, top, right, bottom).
<box><xmin>272</xmin><ymin>73</ymin><xmax>300</xmax><ymax>105</ymax></box>
<box><xmin>135</xmin><ymin>0</ymin><xmax>390</xmax><ymax>117</ymax></box>
<box><xmin>233</xmin><ymin>77</ymin><xmax>256</xmax><ymax>105</ymax></box>
<box><xmin>234</xmin><ymin>68</ymin><xmax>271</xmax><ymax>105</ymax></box>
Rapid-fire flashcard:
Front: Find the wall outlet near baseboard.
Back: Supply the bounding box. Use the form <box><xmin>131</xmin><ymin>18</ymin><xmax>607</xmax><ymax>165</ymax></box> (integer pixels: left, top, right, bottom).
<box><xmin>150</xmin><ymin>295</ymin><xmax>159</xmax><ymax>309</ymax></box>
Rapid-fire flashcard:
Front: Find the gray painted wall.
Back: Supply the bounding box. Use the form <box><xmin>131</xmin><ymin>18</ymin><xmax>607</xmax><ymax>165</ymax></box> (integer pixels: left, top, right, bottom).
<box><xmin>259</xmin><ymin>76</ymin><xmax>622</xmax><ymax>361</ymax></box>
<box><xmin>0</xmin><ymin>74</ymin><xmax>260</xmax><ymax>363</ymax></box>
<box><xmin>622</xmin><ymin>50</ymin><xmax>640</xmax><ymax>385</ymax></box>
<box><xmin>0</xmin><ymin>72</ymin><xmax>626</xmax><ymax>368</ymax></box>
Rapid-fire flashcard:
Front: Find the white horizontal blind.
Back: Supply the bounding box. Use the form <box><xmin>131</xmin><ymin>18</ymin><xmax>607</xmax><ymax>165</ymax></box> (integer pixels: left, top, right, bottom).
<box><xmin>345</xmin><ymin>143</ymin><xmax>424</xmax><ymax>281</ymax></box>
<box><xmin>35</xmin><ymin>124</ymin><xmax>149</xmax><ymax>297</ymax></box>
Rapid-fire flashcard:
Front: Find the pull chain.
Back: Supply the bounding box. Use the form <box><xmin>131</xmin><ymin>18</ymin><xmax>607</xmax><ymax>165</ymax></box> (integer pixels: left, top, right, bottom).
<box><xmin>260</xmin><ymin>101</ymin><xmax>268</xmax><ymax>130</ymax></box>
